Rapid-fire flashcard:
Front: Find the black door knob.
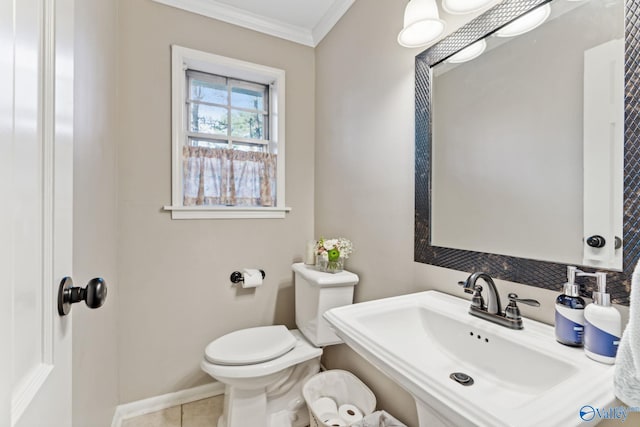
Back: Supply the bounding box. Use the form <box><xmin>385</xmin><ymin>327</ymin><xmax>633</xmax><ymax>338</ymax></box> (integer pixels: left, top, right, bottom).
<box><xmin>586</xmin><ymin>235</ymin><xmax>606</xmax><ymax>248</ymax></box>
<box><xmin>58</xmin><ymin>277</ymin><xmax>108</xmax><ymax>316</ymax></box>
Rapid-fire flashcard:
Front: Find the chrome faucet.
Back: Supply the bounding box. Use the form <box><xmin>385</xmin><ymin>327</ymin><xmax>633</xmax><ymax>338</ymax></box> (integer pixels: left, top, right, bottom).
<box><xmin>458</xmin><ymin>272</ymin><xmax>540</xmax><ymax>330</ymax></box>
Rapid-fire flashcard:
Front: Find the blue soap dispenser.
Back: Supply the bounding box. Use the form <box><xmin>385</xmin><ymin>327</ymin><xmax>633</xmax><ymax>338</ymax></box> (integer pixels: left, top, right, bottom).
<box><xmin>555</xmin><ymin>266</ymin><xmax>586</xmax><ymax>346</ymax></box>
<box><xmin>584</xmin><ymin>272</ymin><xmax>621</xmax><ymax>364</ymax></box>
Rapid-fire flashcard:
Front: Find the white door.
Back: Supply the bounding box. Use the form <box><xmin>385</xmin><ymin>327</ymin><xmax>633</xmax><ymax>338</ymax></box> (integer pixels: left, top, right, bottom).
<box><xmin>582</xmin><ymin>38</ymin><xmax>625</xmax><ymax>270</ymax></box>
<box><xmin>1</xmin><ymin>0</ymin><xmax>74</xmax><ymax>426</ymax></box>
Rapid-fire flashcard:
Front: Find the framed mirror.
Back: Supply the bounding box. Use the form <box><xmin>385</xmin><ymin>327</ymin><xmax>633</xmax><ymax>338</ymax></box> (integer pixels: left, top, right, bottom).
<box><xmin>415</xmin><ymin>0</ymin><xmax>638</xmax><ymax>304</ymax></box>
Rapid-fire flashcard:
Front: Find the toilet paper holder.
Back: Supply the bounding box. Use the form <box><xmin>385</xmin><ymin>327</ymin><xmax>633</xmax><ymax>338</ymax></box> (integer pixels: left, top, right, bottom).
<box><xmin>230</xmin><ymin>269</ymin><xmax>266</xmax><ymax>284</ymax></box>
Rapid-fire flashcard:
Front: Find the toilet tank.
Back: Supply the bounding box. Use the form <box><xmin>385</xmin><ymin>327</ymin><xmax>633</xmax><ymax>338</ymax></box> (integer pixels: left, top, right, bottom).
<box><xmin>292</xmin><ymin>262</ymin><xmax>359</xmax><ymax>346</ymax></box>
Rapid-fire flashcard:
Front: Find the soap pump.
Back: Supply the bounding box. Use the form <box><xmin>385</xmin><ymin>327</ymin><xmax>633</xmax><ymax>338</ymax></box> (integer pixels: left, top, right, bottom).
<box><xmin>583</xmin><ymin>272</ymin><xmax>621</xmax><ymax>364</ymax></box>
<box><xmin>555</xmin><ymin>266</ymin><xmax>586</xmax><ymax>346</ymax></box>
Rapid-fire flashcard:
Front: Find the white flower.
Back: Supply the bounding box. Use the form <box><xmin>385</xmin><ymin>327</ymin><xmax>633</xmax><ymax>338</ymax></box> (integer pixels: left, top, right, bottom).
<box><xmin>316</xmin><ymin>237</ymin><xmax>353</xmax><ymax>259</ymax></box>
<box><xmin>323</xmin><ymin>239</ymin><xmax>338</xmax><ymax>250</ymax></box>
<box><xmin>336</xmin><ymin>237</ymin><xmax>353</xmax><ymax>258</ymax></box>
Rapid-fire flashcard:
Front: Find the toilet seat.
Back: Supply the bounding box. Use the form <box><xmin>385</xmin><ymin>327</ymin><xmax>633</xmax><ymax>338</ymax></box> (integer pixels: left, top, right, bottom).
<box><xmin>205</xmin><ymin>325</ymin><xmax>297</xmax><ymax>366</ymax></box>
<box><xmin>201</xmin><ymin>329</ymin><xmax>322</xmax><ymax>380</ymax></box>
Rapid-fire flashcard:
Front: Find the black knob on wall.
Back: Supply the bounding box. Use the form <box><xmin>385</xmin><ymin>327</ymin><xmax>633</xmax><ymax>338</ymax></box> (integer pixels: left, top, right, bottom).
<box><xmin>58</xmin><ymin>277</ymin><xmax>108</xmax><ymax>316</ymax></box>
<box><xmin>586</xmin><ymin>235</ymin><xmax>606</xmax><ymax>248</ymax></box>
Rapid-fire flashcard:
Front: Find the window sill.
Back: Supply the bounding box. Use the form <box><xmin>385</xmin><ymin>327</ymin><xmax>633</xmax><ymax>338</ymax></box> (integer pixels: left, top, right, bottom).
<box><xmin>163</xmin><ymin>205</ymin><xmax>292</xmax><ymax>219</ymax></box>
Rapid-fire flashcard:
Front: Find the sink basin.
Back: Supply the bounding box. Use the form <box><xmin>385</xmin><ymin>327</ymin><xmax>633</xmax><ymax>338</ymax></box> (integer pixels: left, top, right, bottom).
<box><xmin>323</xmin><ymin>290</ymin><xmax>616</xmax><ymax>427</ymax></box>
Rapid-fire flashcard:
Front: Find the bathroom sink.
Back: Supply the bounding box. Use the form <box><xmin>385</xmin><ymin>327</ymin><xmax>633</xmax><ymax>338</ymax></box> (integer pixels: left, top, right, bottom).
<box><xmin>324</xmin><ymin>291</ymin><xmax>616</xmax><ymax>427</ymax></box>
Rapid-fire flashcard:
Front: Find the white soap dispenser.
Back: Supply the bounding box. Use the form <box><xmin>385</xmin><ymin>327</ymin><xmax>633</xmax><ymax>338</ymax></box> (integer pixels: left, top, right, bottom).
<box><xmin>583</xmin><ymin>272</ymin><xmax>621</xmax><ymax>364</ymax></box>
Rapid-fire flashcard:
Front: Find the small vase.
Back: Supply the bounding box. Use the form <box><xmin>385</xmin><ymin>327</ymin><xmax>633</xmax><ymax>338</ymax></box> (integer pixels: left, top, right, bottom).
<box><xmin>316</xmin><ymin>252</ymin><xmax>344</xmax><ymax>273</ymax></box>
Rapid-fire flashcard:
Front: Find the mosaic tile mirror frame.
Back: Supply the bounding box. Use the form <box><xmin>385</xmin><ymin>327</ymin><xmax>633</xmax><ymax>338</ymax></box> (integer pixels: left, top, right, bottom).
<box><xmin>415</xmin><ymin>0</ymin><xmax>639</xmax><ymax>305</ymax></box>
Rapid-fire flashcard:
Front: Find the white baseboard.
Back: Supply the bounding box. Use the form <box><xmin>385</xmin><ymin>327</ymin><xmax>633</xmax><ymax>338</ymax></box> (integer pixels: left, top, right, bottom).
<box><xmin>111</xmin><ymin>382</ymin><xmax>225</xmax><ymax>427</ymax></box>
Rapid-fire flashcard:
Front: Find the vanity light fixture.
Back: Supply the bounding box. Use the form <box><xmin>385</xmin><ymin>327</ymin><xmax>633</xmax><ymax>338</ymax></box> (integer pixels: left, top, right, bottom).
<box><xmin>495</xmin><ymin>3</ymin><xmax>551</xmax><ymax>37</ymax></box>
<box><xmin>398</xmin><ymin>0</ymin><xmax>446</xmax><ymax>48</ymax></box>
<box><xmin>446</xmin><ymin>39</ymin><xmax>487</xmax><ymax>63</ymax></box>
<box><xmin>442</xmin><ymin>0</ymin><xmax>503</xmax><ymax>15</ymax></box>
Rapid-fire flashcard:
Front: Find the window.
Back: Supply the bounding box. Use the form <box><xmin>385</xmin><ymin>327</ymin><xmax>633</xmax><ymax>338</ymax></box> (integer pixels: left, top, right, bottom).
<box><xmin>166</xmin><ymin>46</ymin><xmax>289</xmax><ymax>219</ymax></box>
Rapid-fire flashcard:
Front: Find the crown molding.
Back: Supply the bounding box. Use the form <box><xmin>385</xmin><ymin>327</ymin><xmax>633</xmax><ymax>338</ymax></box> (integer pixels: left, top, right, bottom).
<box><xmin>152</xmin><ymin>0</ymin><xmax>313</xmax><ymax>46</ymax></box>
<box><xmin>312</xmin><ymin>0</ymin><xmax>355</xmax><ymax>46</ymax></box>
<box><xmin>152</xmin><ymin>0</ymin><xmax>354</xmax><ymax>47</ymax></box>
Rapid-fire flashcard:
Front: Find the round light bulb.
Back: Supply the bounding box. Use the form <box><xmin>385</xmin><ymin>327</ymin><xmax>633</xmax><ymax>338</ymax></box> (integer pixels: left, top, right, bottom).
<box><xmin>447</xmin><ymin>39</ymin><xmax>487</xmax><ymax>63</ymax></box>
<box><xmin>495</xmin><ymin>4</ymin><xmax>551</xmax><ymax>38</ymax></box>
<box><xmin>398</xmin><ymin>0</ymin><xmax>446</xmax><ymax>48</ymax></box>
<box><xmin>398</xmin><ymin>20</ymin><xmax>446</xmax><ymax>48</ymax></box>
<box><xmin>442</xmin><ymin>0</ymin><xmax>503</xmax><ymax>15</ymax></box>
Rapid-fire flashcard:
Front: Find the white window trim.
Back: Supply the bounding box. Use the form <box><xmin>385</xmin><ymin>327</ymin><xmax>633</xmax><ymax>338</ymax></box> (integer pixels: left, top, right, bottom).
<box><xmin>164</xmin><ymin>45</ymin><xmax>290</xmax><ymax>219</ymax></box>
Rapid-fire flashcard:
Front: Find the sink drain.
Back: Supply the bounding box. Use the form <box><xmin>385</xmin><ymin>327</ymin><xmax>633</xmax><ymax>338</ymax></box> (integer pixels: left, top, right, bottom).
<box><xmin>450</xmin><ymin>372</ymin><xmax>474</xmax><ymax>386</ymax></box>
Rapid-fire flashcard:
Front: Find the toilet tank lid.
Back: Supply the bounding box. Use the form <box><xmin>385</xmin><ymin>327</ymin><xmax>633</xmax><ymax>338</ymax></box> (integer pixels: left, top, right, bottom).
<box><xmin>292</xmin><ymin>263</ymin><xmax>359</xmax><ymax>287</ymax></box>
<box><xmin>205</xmin><ymin>325</ymin><xmax>296</xmax><ymax>366</ymax></box>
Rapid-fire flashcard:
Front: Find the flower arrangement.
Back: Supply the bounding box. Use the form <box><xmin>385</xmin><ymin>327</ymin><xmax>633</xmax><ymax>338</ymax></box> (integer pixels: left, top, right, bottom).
<box><xmin>315</xmin><ymin>237</ymin><xmax>353</xmax><ymax>273</ymax></box>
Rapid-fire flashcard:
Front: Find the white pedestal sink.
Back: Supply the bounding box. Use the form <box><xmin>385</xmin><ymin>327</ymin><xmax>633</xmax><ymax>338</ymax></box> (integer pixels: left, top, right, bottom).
<box><xmin>323</xmin><ymin>291</ymin><xmax>616</xmax><ymax>427</ymax></box>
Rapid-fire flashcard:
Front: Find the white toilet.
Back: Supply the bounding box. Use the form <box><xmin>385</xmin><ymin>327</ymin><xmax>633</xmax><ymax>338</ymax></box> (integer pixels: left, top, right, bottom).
<box><xmin>201</xmin><ymin>263</ymin><xmax>359</xmax><ymax>427</ymax></box>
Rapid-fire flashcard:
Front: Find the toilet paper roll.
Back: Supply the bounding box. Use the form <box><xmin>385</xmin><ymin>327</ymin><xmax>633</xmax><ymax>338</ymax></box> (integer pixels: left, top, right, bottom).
<box><xmin>242</xmin><ymin>269</ymin><xmax>263</xmax><ymax>288</ymax></box>
<box><xmin>318</xmin><ymin>412</ymin><xmax>340</xmax><ymax>423</ymax></box>
<box><xmin>311</xmin><ymin>397</ymin><xmax>338</xmax><ymax>417</ymax></box>
<box><xmin>323</xmin><ymin>418</ymin><xmax>347</xmax><ymax>427</ymax></box>
<box><xmin>338</xmin><ymin>404</ymin><xmax>363</xmax><ymax>424</ymax></box>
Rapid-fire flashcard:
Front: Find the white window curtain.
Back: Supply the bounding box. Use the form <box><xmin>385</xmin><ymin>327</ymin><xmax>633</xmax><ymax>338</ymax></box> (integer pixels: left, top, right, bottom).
<box><xmin>183</xmin><ymin>146</ymin><xmax>276</xmax><ymax>207</ymax></box>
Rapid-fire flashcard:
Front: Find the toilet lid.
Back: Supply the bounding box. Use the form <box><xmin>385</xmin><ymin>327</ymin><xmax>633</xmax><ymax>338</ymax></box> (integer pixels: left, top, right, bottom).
<box><xmin>205</xmin><ymin>325</ymin><xmax>297</xmax><ymax>365</ymax></box>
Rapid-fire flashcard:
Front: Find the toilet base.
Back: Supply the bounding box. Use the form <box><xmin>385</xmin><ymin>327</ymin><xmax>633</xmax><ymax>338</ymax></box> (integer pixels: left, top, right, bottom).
<box><xmin>217</xmin><ymin>357</ymin><xmax>321</xmax><ymax>427</ymax></box>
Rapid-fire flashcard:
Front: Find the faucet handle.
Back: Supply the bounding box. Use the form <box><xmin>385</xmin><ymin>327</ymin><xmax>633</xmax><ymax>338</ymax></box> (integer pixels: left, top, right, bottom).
<box><xmin>470</xmin><ymin>285</ymin><xmax>485</xmax><ymax>310</ymax></box>
<box><xmin>459</xmin><ymin>279</ymin><xmax>485</xmax><ymax>308</ymax></box>
<box><xmin>505</xmin><ymin>293</ymin><xmax>540</xmax><ymax>324</ymax></box>
<box><xmin>458</xmin><ymin>280</ymin><xmax>473</xmax><ymax>294</ymax></box>
<box><xmin>507</xmin><ymin>293</ymin><xmax>540</xmax><ymax>307</ymax></box>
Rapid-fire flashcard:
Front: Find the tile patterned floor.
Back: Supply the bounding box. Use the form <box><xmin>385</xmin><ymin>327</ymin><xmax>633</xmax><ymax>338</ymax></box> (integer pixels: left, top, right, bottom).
<box><xmin>122</xmin><ymin>395</ymin><xmax>224</xmax><ymax>427</ymax></box>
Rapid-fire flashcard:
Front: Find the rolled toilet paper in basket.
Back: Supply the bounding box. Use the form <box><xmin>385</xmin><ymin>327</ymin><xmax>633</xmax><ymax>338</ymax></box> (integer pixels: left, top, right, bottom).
<box><xmin>324</xmin><ymin>419</ymin><xmax>347</xmax><ymax>427</ymax></box>
<box><xmin>338</xmin><ymin>404</ymin><xmax>363</xmax><ymax>424</ymax></box>
<box><xmin>312</xmin><ymin>397</ymin><xmax>338</xmax><ymax>417</ymax></box>
<box><xmin>319</xmin><ymin>412</ymin><xmax>341</xmax><ymax>424</ymax></box>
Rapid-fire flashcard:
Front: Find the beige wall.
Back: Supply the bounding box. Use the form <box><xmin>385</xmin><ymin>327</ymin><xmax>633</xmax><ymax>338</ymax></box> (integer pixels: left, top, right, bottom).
<box><xmin>73</xmin><ymin>0</ymin><xmax>120</xmax><ymax>425</ymax></box>
<box><xmin>116</xmin><ymin>0</ymin><xmax>315</xmax><ymax>402</ymax></box>
<box><xmin>315</xmin><ymin>0</ymin><xmax>421</xmax><ymax>425</ymax></box>
<box><xmin>71</xmin><ymin>0</ymin><xmax>634</xmax><ymax>424</ymax></box>
<box><xmin>315</xmin><ymin>0</ymin><xmax>416</xmax><ymax>303</ymax></box>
